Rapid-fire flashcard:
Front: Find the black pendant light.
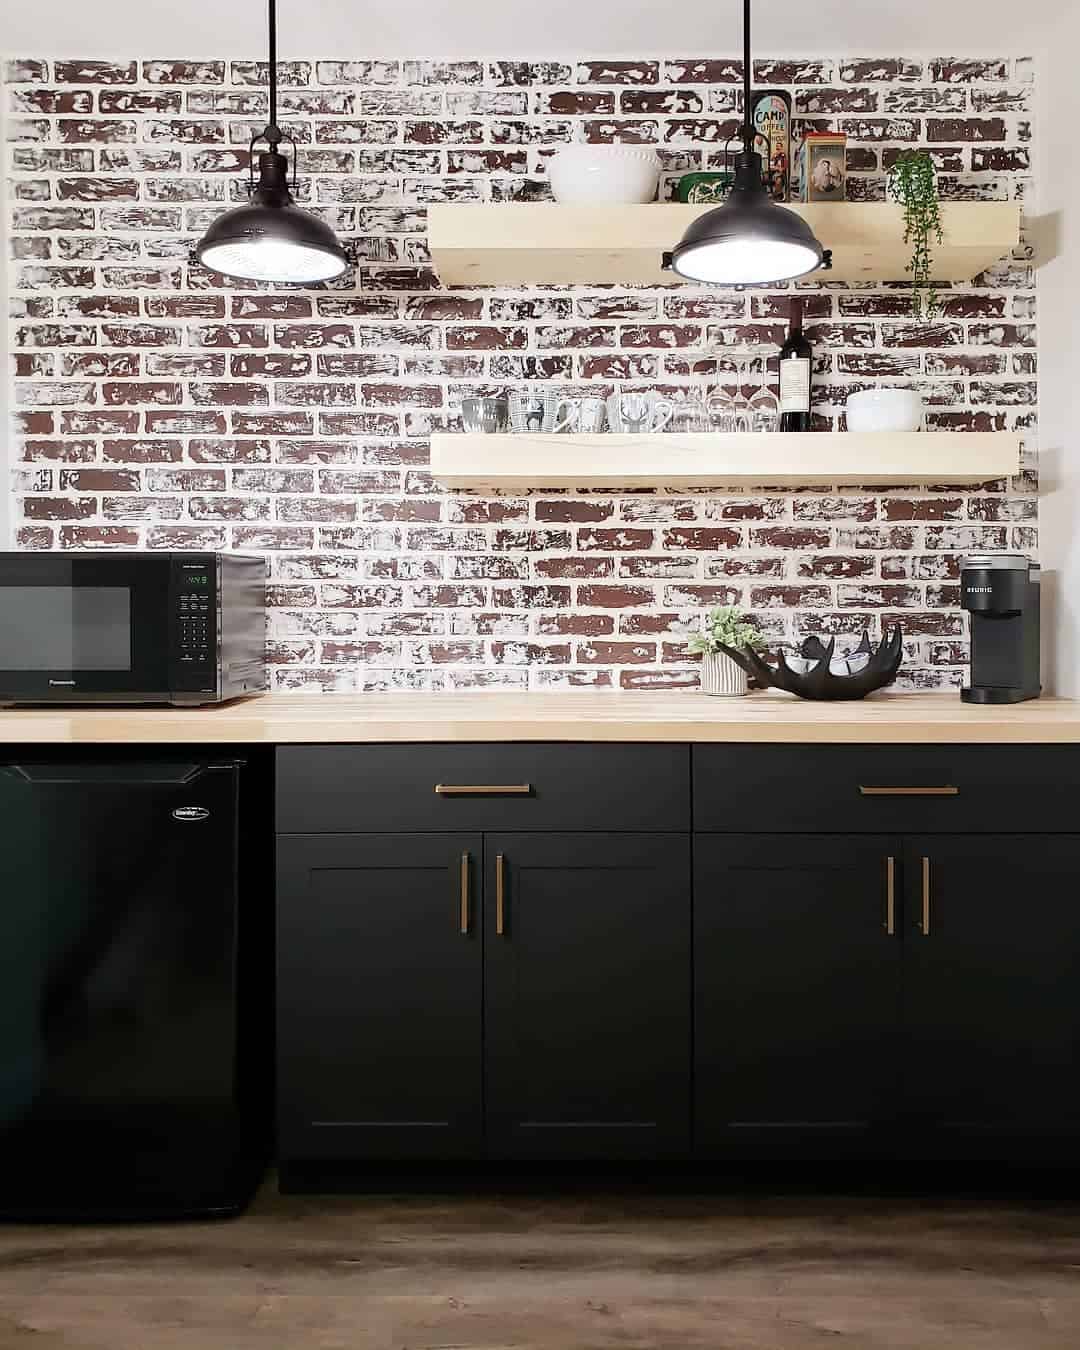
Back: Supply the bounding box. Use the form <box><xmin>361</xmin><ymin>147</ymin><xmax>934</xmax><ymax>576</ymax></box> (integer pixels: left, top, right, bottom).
<box><xmin>663</xmin><ymin>0</ymin><xmax>830</xmax><ymax>286</ymax></box>
<box><xmin>195</xmin><ymin>0</ymin><xmax>349</xmax><ymax>284</ymax></box>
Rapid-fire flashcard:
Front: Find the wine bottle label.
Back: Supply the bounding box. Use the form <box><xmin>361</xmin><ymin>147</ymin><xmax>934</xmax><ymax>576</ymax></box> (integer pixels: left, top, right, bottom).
<box><xmin>779</xmin><ymin>358</ymin><xmax>811</xmax><ymax>413</ymax></box>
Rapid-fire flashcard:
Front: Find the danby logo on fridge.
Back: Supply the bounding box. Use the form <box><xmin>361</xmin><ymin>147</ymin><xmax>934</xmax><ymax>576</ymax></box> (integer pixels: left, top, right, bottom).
<box><xmin>172</xmin><ymin>806</ymin><xmax>211</xmax><ymax>822</ymax></box>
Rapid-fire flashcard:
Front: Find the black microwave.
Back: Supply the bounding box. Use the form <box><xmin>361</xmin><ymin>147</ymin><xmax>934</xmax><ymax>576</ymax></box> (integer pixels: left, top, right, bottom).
<box><xmin>0</xmin><ymin>552</ymin><xmax>267</xmax><ymax>706</ymax></box>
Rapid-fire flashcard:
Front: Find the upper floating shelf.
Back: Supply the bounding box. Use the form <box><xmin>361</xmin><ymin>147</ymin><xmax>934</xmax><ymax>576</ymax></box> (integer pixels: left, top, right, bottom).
<box><xmin>428</xmin><ymin>203</ymin><xmax>1022</xmax><ymax>288</ymax></box>
<box><xmin>430</xmin><ymin>432</ymin><xmax>1021</xmax><ymax>492</ymax></box>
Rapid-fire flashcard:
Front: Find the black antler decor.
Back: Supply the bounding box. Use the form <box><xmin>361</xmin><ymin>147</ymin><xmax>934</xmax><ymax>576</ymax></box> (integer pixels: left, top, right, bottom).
<box><xmin>717</xmin><ymin>626</ymin><xmax>904</xmax><ymax>701</ymax></box>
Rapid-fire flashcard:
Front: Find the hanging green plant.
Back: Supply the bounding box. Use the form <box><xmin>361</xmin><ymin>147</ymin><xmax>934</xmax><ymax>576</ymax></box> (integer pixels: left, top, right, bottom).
<box><xmin>888</xmin><ymin>150</ymin><xmax>944</xmax><ymax>321</ymax></box>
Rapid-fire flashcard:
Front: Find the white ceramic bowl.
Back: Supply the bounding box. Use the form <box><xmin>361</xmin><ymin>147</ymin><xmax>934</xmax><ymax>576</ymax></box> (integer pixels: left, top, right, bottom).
<box><xmin>548</xmin><ymin>145</ymin><xmax>661</xmax><ymax>204</ymax></box>
<box><xmin>846</xmin><ymin>388</ymin><xmax>925</xmax><ymax>433</ymax></box>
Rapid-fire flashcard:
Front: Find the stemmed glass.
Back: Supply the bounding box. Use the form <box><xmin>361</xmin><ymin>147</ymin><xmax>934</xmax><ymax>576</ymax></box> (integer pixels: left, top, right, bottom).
<box><xmin>747</xmin><ymin>351</ymin><xmax>780</xmax><ymax>433</ymax></box>
<box><xmin>707</xmin><ymin>349</ymin><xmax>779</xmax><ymax>434</ymax></box>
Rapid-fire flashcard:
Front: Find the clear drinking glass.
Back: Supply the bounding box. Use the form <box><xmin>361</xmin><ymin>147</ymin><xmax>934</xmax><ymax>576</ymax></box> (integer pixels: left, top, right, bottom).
<box><xmin>670</xmin><ymin>391</ymin><xmax>711</xmax><ymax>434</ymax></box>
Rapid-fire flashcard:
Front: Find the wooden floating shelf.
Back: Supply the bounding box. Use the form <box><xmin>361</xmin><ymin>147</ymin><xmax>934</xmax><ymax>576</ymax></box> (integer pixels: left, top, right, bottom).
<box><xmin>430</xmin><ymin>432</ymin><xmax>1022</xmax><ymax>491</ymax></box>
<box><xmin>428</xmin><ymin>203</ymin><xmax>1022</xmax><ymax>287</ymax></box>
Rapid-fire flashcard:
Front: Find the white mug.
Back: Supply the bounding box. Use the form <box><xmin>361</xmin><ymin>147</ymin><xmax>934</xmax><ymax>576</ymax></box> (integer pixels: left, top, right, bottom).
<box><xmin>510</xmin><ymin>389</ymin><xmax>575</xmax><ymax>433</ymax></box>
<box><xmin>606</xmin><ymin>390</ymin><xmax>675</xmax><ymax>434</ymax></box>
<box><xmin>575</xmin><ymin>396</ymin><xmax>607</xmax><ymax>434</ymax></box>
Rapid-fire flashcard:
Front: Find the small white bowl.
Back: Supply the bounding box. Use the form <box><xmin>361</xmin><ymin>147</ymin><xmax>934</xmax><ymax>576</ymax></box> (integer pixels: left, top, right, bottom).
<box><xmin>548</xmin><ymin>145</ymin><xmax>661</xmax><ymax>204</ymax></box>
<box><xmin>846</xmin><ymin>388</ymin><xmax>925</xmax><ymax>433</ymax></box>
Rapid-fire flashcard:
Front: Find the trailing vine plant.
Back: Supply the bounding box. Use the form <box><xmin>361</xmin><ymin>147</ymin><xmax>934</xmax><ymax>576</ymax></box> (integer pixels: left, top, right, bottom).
<box><xmin>888</xmin><ymin>150</ymin><xmax>944</xmax><ymax>321</ymax></box>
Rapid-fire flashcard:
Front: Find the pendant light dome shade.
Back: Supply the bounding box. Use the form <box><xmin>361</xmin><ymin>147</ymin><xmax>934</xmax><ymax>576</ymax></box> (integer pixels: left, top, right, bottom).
<box><xmin>664</xmin><ymin>0</ymin><xmax>829</xmax><ymax>288</ymax></box>
<box><xmin>664</xmin><ymin>150</ymin><xmax>825</xmax><ymax>285</ymax></box>
<box><xmin>196</xmin><ymin>151</ymin><xmax>348</xmax><ymax>284</ymax></box>
<box><xmin>194</xmin><ymin>0</ymin><xmax>350</xmax><ymax>285</ymax></box>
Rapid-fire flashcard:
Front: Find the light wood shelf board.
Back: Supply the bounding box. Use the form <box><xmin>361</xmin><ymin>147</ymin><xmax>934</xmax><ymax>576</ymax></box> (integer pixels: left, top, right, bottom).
<box><xmin>430</xmin><ymin>432</ymin><xmax>1022</xmax><ymax>491</ymax></box>
<box><xmin>428</xmin><ymin>202</ymin><xmax>1022</xmax><ymax>287</ymax></box>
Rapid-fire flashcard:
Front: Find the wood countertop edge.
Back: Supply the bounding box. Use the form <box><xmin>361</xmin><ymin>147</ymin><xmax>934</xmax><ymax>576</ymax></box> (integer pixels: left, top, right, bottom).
<box><xmin>2</xmin><ymin>692</ymin><xmax>1080</xmax><ymax>743</ymax></box>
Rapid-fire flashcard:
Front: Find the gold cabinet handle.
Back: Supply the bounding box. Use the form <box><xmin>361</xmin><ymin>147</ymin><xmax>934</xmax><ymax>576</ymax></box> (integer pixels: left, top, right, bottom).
<box><xmin>496</xmin><ymin>853</ymin><xmax>506</xmax><ymax>936</ymax></box>
<box><xmin>884</xmin><ymin>856</ymin><xmax>896</xmax><ymax>936</ymax></box>
<box><xmin>860</xmin><ymin>786</ymin><xmax>958</xmax><ymax>797</ymax></box>
<box><xmin>459</xmin><ymin>852</ymin><xmax>470</xmax><ymax>935</ymax></box>
<box><xmin>919</xmin><ymin>856</ymin><xmax>931</xmax><ymax>936</ymax></box>
<box><xmin>435</xmin><ymin>784</ymin><xmax>533</xmax><ymax>796</ymax></box>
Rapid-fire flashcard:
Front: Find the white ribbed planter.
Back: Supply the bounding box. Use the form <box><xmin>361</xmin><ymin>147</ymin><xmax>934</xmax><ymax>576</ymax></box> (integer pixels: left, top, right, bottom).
<box><xmin>700</xmin><ymin>652</ymin><xmax>749</xmax><ymax>697</ymax></box>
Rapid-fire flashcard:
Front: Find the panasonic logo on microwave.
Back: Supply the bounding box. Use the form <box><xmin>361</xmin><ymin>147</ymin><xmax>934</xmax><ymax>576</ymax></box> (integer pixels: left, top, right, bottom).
<box><xmin>48</xmin><ymin>679</ymin><xmax>77</xmax><ymax>686</ymax></box>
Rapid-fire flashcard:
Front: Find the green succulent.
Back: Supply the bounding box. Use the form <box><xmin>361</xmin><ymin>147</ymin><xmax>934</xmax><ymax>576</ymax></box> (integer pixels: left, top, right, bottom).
<box><xmin>687</xmin><ymin>605</ymin><xmax>765</xmax><ymax>657</ymax></box>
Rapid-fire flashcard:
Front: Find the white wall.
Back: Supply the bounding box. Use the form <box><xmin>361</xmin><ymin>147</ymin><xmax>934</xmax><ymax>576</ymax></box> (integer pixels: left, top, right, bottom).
<box><xmin>1036</xmin><ymin>12</ymin><xmax>1080</xmax><ymax>694</ymax></box>
<box><xmin>0</xmin><ymin>0</ymin><xmax>1063</xmax><ymax>59</ymax></box>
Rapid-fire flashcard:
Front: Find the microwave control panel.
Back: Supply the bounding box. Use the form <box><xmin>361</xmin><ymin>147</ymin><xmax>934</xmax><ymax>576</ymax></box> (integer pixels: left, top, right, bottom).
<box><xmin>171</xmin><ymin>561</ymin><xmax>216</xmax><ymax>684</ymax></box>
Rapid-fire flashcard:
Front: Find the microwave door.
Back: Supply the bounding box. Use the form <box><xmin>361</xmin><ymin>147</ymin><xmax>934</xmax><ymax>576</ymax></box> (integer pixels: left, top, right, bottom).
<box><xmin>0</xmin><ymin>556</ymin><xmax>171</xmax><ymax>702</ymax></box>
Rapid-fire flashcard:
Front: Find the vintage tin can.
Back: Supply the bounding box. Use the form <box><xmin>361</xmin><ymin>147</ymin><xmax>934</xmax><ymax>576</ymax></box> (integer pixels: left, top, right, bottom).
<box><xmin>751</xmin><ymin>89</ymin><xmax>792</xmax><ymax>202</ymax></box>
<box><xmin>676</xmin><ymin>171</ymin><xmax>734</xmax><ymax>204</ymax></box>
<box><xmin>792</xmin><ymin>131</ymin><xmax>847</xmax><ymax>202</ymax></box>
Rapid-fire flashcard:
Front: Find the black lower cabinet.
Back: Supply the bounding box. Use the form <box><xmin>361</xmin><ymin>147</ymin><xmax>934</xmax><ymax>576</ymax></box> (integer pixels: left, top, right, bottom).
<box><xmin>277</xmin><ymin>833</ymin><xmax>483</xmax><ymax>1161</ymax></box>
<box><xmin>273</xmin><ymin>746</ymin><xmax>1080</xmax><ymax>1175</ymax></box>
<box><xmin>903</xmin><ymin>835</ymin><xmax>1080</xmax><ymax>1157</ymax></box>
<box><xmin>695</xmin><ymin>835</ymin><xmax>901</xmax><ymax>1158</ymax></box>
<box><xmin>484</xmin><ymin>834</ymin><xmax>691</xmax><ymax>1159</ymax></box>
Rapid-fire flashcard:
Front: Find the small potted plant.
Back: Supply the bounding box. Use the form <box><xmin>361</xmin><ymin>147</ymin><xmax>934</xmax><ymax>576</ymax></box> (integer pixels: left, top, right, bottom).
<box><xmin>687</xmin><ymin>605</ymin><xmax>764</xmax><ymax>697</ymax></box>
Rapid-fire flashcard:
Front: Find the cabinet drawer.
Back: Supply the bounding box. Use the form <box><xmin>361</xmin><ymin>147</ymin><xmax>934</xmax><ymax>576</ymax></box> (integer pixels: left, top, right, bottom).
<box><xmin>694</xmin><ymin>744</ymin><xmax>1080</xmax><ymax>834</ymax></box>
<box><xmin>277</xmin><ymin>743</ymin><xmax>689</xmax><ymax>833</ymax></box>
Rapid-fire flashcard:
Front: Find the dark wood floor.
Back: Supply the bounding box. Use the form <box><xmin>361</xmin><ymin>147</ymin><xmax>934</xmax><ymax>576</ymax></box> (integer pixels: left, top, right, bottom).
<box><xmin>2</xmin><ymin>1185</ymin><xmax>1080</xmax><ymax>1348</ymax></box>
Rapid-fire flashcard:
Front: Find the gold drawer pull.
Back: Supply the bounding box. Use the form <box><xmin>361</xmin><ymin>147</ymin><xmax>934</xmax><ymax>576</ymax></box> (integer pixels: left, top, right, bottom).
<box><xmin>459</xmin><ymin>852</ymin><xmax>470</xmax><ymax>935</ymax></box>
<box><xmin>919</xmin><ymin>856</ymin><xmax>932</xmax><ymax>936</ymax></box>
<box><xmin>435</xmin><ymin>784</ymin><xmax>533</xmax><ymax>796</ymax></box>
<box><xmin>496</xmin><ymin>854</ymin><xmax>506</xmax><ymax>936</ymax></box>
<box><xmin>884</xmin><ymin>856</ymin><xmax>896</xmax><ymax>936</ymax></box>
<box><xmin>859</xmin><ymin>785</ymin><xmax>959</xmax><ymax>797</ymax></box>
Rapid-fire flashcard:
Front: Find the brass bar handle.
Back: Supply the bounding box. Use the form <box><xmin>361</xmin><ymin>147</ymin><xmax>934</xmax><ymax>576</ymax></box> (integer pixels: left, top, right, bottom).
<box><xmin>859</xmin><ymin>786</ymin><xmax>959</xmax><ymax>797</ymax></box>
<box><xmin>459</xmin><ymin>852</ymin><xmax>470</xmax><ymax>935</ymax></box>
<box><xmin>496</xmin><ymin>853</ymin><xmax>506</xmax><ymax>937</ymax></box>
<box><xmin>884</xmin><ymin>856</ymin><xmax>896</xmax><ymax>936</ymax></box>
<box><xmin>435</xmin><ymin>784</ymin><xmax>532</xmax><ymax>797</ymax></box>
<box><xmin>920</xmin><ymin>856</ymin><xmax>931</xmax><ymax>936</ymax></box>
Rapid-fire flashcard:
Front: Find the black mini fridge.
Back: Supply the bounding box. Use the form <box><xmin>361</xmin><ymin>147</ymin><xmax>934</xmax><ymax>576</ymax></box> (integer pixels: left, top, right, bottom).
<box><xmin>0</xmin><ymin>754</ymin><xmax>271</xmax><ymax>1220</ymax></box>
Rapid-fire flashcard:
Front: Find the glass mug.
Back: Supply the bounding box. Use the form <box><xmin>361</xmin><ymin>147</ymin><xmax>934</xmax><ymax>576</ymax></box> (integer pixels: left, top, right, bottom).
<box><xmin>606</xmin><ymin>390</ymin><xmax>675</xmax><ymax>434</ymax></box>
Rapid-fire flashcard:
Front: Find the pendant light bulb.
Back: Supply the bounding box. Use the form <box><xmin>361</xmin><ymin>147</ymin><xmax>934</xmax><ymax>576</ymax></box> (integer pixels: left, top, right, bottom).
<box><xmin>195</xmin><ymin>1</ymin><xmax>349</xmax><ymax>285</ymax></box>
<box><xmin>664</xmin><ymin>0</ymin><xmax>827</xmax><ymax>287</ymax></box>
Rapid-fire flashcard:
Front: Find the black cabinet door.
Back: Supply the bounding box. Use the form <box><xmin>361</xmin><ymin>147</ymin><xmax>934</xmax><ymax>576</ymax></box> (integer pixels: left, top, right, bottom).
<box><xmin>695</xmin><ymin>835</ymin><xmax>901</xmax><ymax>1157</ymax></box>
<box><xmin>277</xmin><ymin>833</ymin><xmax>482</xmax><ymax>1161</ymax></box>
<box><xmin>484</xmin><ymin>834</ymin><xmax>690</xmax><ymax>1159</ymax></box>
<box><xmin>903</xmin><ymin>835</ymin><xmax>1080</xmax><ymax>1156</ymax></box>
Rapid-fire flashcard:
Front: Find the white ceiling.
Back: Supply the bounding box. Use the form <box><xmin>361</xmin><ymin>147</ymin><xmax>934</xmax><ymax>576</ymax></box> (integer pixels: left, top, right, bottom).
<box><xmin>0</xmin><ymin>0</ymin><xmax>1065</xmax><ymax>58</ymax></box>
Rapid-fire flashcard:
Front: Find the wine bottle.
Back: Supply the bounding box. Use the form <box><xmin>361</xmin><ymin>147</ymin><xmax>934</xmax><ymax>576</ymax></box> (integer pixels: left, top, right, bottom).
<box><xmin>779</xmin><ymin>298</ymin><xmax>813</xmax><ymax>433</ymax></box>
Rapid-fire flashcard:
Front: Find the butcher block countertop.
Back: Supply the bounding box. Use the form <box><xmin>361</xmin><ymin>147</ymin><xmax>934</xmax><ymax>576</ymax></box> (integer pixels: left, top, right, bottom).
<box><xmin>1</xmin><ymin>691</ymin><xmax>1080</xmax><ymax>744</ymax></box>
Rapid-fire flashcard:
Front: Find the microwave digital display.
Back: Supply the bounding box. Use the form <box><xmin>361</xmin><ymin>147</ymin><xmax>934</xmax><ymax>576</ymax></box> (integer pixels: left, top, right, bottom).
<box><xmin>0</xmin><ymin>586</ymin><xmax>132</xmax><ymax>671</ymax></box>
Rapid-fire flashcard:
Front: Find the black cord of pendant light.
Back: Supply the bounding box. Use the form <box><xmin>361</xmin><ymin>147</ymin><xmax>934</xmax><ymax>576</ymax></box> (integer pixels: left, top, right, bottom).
<box><xmin>267</xmin><ymin>0</ymin><xmax>278</xmax><ymax>140</ymax></box>
<box><xmin>741</xmin><ymin>0</ymin><xmax>752</xmax><ymax>151</ymax></box>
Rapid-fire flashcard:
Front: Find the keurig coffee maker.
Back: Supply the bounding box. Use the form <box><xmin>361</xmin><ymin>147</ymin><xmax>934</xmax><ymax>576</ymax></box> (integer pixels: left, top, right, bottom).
<box><xmin>960</xmin><ymin>553</ymin><xmax>1040</xmax><ymax>704</ymax></box>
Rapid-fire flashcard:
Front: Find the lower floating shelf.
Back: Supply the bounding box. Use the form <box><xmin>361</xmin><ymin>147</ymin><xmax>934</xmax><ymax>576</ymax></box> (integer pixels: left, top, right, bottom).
<box><xmin>430</xmin><ymin>432</ymin><xmax>1022</xmax><ymax>491</ymax></box>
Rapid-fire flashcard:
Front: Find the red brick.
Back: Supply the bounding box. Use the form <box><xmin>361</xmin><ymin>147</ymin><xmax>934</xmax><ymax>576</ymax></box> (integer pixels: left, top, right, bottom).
<box><xmin>577</xmin><ymin>528</ymin><xmax>656</xmax><ymax>552</ymax></box>
<box><xmin>576</xmin><ymin>61</ymin><xmax>659</xmax><ymax>84</ymax></box>
<box><xmin>54</xmin><ymin>61</ymin><xmax>137</xmax><ymax>84</ymax></box>
<box><xmin>58</xmin><ymin>525</ymin><xmax>140</xmax><ymax>548</ymax></box>
<box><xmin>577</xmin><ymin>585</ymin><xmax>654</xmax><ymax>608</ymax></box>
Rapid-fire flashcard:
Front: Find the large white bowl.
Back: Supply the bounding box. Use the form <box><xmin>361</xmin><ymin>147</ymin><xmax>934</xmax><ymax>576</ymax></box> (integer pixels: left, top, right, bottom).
<box><xmin>846</xmin><ymin>388</ymin><xmax>925</xmax><ymax>433</ymax></box>
<box><xmin>548</xmin><ymin>145</ymin><xmax>661</xmax><ymax>204</ymax></box>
